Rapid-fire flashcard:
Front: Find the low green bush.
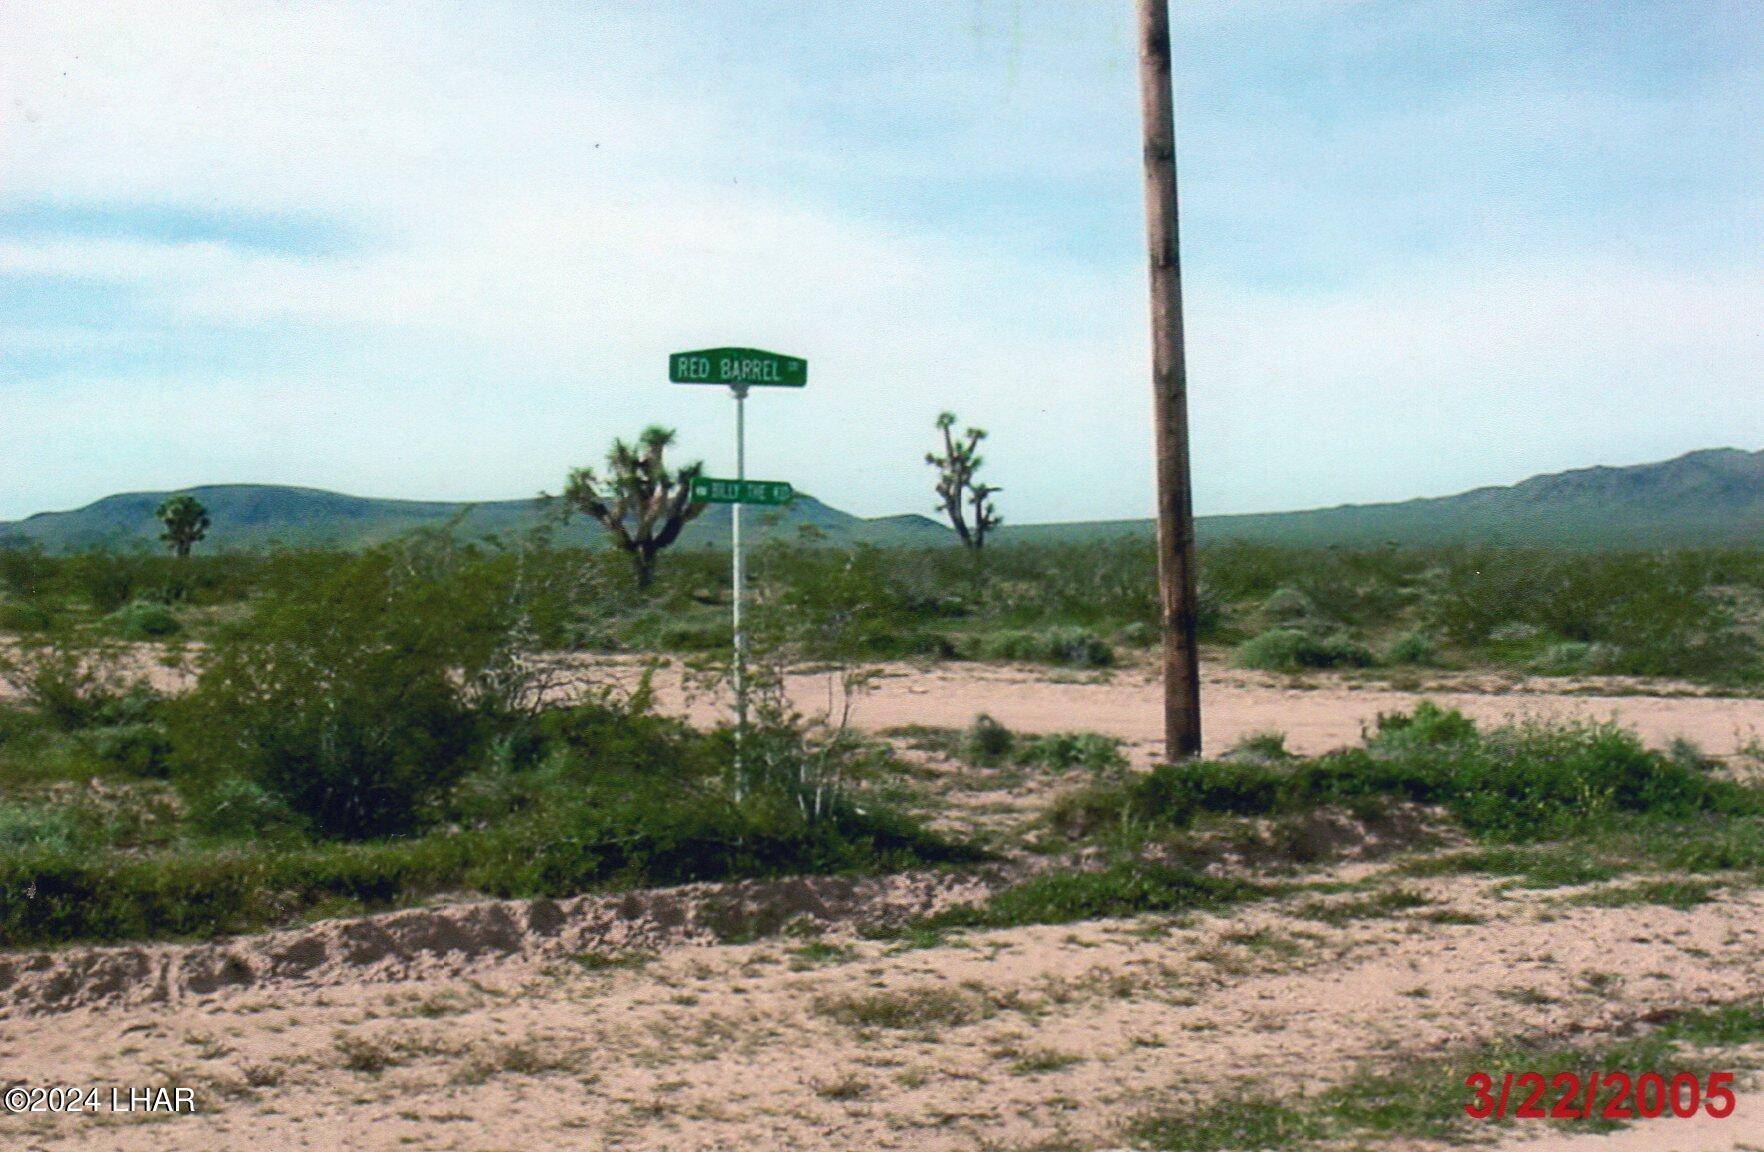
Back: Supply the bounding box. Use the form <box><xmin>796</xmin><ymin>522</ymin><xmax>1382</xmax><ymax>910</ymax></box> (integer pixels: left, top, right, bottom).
<box><xmin>1259</xmin><ymin>586</ymin><xmax>1318</xmax><ymax>625</ymax></box>
<box><xmin>108</xmin><ymin>600</ymin><xmax>182</xmax><ymax>639</ymax></box>
<box><xmin>0</xmin><ymin>601</ymin><xmax>55</xmax><ymax>633</ymax></box>
<box><xmin>187</xmin><ymin>777</ymin><xmax>303</xmax><ymax>840</ymax></box>
<box><xmin>963</xmin><ymin>714</ymin><xmax>1015</xmax><ymax>766</ymax></box>
<box><xmin>1054</xmin><ymin>704</ymin><xmax>1756</xmax><ymax>844</ymax></box>
<box><xmin>1236</xmin><ymin>627</ymin><xmax>1375</xmax><ymax>672</ymax></box>
<box><xmin>922</xmin><ymin>860</ymin><xmax>1261</xmax><ymax>930</ymax></box>
<box><xmin>1116</xmin><ymin>621</ymin><xmax>1159</xmax><ymax>648</ymax></box>
<box><xmin>0</xmin><ymin>804</ymin><xmax>80</xmax><ymax>853</ymax></box>
<box><xmin>0</xmin><ymin>792</ymin><xmax>974</xmax><ymax>947</ymax></box>
<box><xmin>975</xmin><ymin>628</ymin><xmax>1114</xmax><ymax>668</ymax></box>
<box><xmin>1527</xmin><ymin>640</ymin><xmax>1622</xmax><ymax>675</ymax></box>
<box><xmin>1383</xmin><ymin>629</ymin><xmax>1438</xmax><ymax>666</ymax></box>
<box><xmin>1017</xmin><ymin>731</ymin><xmax>1128</xmax><ymax>774</ymax></box>
<box><xmin>74</xmin><ymin>722</ymin><xmax>174</xmax><ymax>778</ymax></box>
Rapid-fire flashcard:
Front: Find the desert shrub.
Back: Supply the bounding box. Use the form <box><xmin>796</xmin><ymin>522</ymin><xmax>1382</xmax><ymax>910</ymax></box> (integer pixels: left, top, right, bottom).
<box><xmin>169</xmin><ymin>539</ymin><xmax>529</xmax><ymax>839</ymax></box>
<box><xmin>0</xmin><ymin>601</ymin><xmax>56</xmax><ymax>633</ymax></box>
<box><xmin>108</xmin><ymin>600</ymin><xmax>182</xmax><ymax>640</ymax></box>
<box><xmin>1116</xmin><ymin>620</ymin><xmax>1159</xmax><ymax>648</ymax></box>
<box><xmin>1054</xmin><ymin>704</ymin><xmax>1754</xmax><ymax>844</ymax></box>
<box><xmin>1384</xmin><ymin>629</ymin><xmax>1438</xmax><ymax>666</ymax></box>
<box><xmin>1235</xmin><ymin>627</ymin><xmax>1374</xmax><ymax>672</ymax></box>
<box><xmin>62</xmin><ymin>550</ymin><xmax>154</xmax><ymax>612</ymax></box>
<box><xmin>0</xmin><ymin>803</ymin><xmax>79</xmax><ymax>852</ymax></box>
<box><xmin>187</xmin><ymin>777</ymin><xmax>306</xmax><ymax>840</ymax></box>
<box><xmin>1368</xmin><ymin>700</ymin><xmax>1479</xmax><ymax>748</ymax></box>
<box><xmin>1419</xmin><ymin>550</ymin><xmax>1760</xmax><ymax>682</ymax></box>
<box><xmin>1225</xmin><ymin>731</ymin><xmax>1292</xmax><ymax>762</ymax></box>
<box><xmin>0</xmin><ymin>543</ymin><xmax>54</xmax><ymax>598</ymax></box>
<box><xmin>814</xmin><ymin>986</ymin><xmax>986</xmax><ymax>1031</ymax></box>
<box><xmin>963</xmin><ymin>714</ymin><xmax>1016</xmax><ymax>766</ymax></box>
<box><xmin>73</xmin><ymin>722</ymin><xmax>174</xmax><ymax>778</ymax></box>
<box><xmin>924</xmin><ymin>860</ymin><xmax>1261</xmax><ymax>930</ymax></box>
<box><xmin>749</xmin><ymin>543</ymin><xmax>942</xmax><ymax>661</ymax></box>
<box><xmin>976</xmin><ymin>627</ymin><xmax>1114</xmax><ymax>668</ymax></box>
<box><xmin>0</xmin><ymin>704</ymin><xmax>37</xmax><ymax>748</ymax></box>
<box><xmin>1527</xmin><ymin>640</ymin><xmax>1621</xmax><ymax>675</ymax></box>
<box><xmin>657</xmin><ymin>620</ymin><xmax>728</xmax><ymax>650</ymax></box>
<box><xmin>0</xmin><ymin>777</ymin><xmax>972</xmax><ymax>947</ymax></box>
<box><xmin>1259</xmin><ymin>586</ymin><xmax>1318</xmax><ymax>625</ymax></box>
<box><xmin>1017</xmin><ymin>731</ymin><xmax>1127</xmax><ymax>774</ymax></box>
<box><xmin>1042</xmin><ymin>627</ymin><xmax>1115</xmax><ymax>667</ymax></box>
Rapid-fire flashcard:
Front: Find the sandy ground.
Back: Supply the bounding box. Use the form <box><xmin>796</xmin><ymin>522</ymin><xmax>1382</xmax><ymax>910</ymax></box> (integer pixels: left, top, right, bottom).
<box><xmin>3</xmin><ymin>866</ymin><xmax>1763</xmax><ymax>1152</ymax></box>
<box><xmin>642</xmin><ymin>658</ymin><xmax>1764</xmax><ymax>765</ymax></box>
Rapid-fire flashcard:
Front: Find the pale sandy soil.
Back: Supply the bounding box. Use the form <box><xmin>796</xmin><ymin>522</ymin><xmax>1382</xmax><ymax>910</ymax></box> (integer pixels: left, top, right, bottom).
<box><xmin>638</xmin><ymin>658</ymin><xmax>1764</xmax><ymax>765</ymax></box>
<box><xmin>3</xmin><ymin>867</ymin><xmax>1762</xmax><ymax>1152</ymax></box>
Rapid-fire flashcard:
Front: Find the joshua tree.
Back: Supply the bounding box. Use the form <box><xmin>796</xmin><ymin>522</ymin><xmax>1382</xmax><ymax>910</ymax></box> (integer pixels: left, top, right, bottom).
<box><xmin>927</xmin><ymin>411</ymin><xmax>1001</xmax><ymax>551</ymax></box>
<box><xmin>155</xmin><ymin>494</ymin><xmax>210</xmax><ymax>558</ymax></box>
<box><xmin>562</xmin><ymin>426</ymin><xmax>706</xmax><ymax>588</ymax></box>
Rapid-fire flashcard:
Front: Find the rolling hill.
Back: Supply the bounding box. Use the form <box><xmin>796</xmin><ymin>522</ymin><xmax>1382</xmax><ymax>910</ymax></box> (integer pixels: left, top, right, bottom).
<box><xmin>0</xmin><ymin>485</ymin><xmax>950</xmax><ymax>553</ymax></box>
<box><xmin>1000</xmin><ymin>448</ymin><xmax>1764</xmax><ymax>548</ymax></box>
<box><xmin>2</xmin><ymin>448</ymin><xmax>1761</xmax><ymax>553</ymax></box>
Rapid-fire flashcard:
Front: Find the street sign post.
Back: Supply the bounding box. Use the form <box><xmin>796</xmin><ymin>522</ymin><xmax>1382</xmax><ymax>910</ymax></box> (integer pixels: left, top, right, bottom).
<box><xmin>691</xmin><ymin>478</ymin><xmax>794</xmax><ymax>506</ymax></box>
<box><xmin>672</xmin><ymin>347</ymin><xmax>806</xmax><ymax>798</ymax></box>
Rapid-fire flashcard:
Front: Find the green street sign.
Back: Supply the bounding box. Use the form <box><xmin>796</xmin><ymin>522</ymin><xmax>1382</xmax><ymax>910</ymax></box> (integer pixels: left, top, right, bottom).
<box><xmin>692</xmin><ymin>477</ymin><xmax>794</xmax><ymax>506</ymax></box>
<box><xmin>670</xmin><ymin>348</ymin><xmax>807</xmax><ymax>388</ymax></box>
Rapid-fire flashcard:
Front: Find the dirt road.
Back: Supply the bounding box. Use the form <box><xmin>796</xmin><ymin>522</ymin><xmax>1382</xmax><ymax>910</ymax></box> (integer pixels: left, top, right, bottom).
<box><xmin>647</xmin><ymin>659</ymin><xmax>1764</xmax><ymax>764</ymax></box>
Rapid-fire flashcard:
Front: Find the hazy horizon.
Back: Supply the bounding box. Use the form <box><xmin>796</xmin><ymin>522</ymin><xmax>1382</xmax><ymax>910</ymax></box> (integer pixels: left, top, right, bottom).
<box><xmin>3</xmin><ymin>2</ymin><xmax>1760</xmax><ymax>525</ymax></box>
<box><xmin>7</xmin><ymin>443</ymin><xmax>1759</xmax><ymax>530</ymax></box>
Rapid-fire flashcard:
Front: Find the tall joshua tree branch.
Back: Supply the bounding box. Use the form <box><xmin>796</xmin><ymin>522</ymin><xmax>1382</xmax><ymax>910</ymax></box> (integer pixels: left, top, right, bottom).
<box><xmin>927</xmin><ymin>411</ymin><xmax>1002</xmax><ymax>551</ymax></box>
<box><xmin>155</xmin><ymin>494</ymin><xmax>210</xmax><ymax>559</ymax></box>
<box><xmin>563</xmin><ymin>426</ymin><xmax>705</xmax><ymax>588</ymax></box>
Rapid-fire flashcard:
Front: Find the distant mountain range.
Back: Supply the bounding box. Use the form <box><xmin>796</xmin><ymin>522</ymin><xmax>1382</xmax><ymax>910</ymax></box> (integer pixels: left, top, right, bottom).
<box><xmin>3</xmin><ymin>448</ymin><xmax>1762</xmax><ymax>553</ymax></box>
<box><xmin>1009</xmin><ymin>448</ymin><xmax>1764</xmax><ymax>549</ymax></box>
<box><xmin>0</xmin><ymin>485</ymin><xmax>951</xmax><ymax>553</ymax></box>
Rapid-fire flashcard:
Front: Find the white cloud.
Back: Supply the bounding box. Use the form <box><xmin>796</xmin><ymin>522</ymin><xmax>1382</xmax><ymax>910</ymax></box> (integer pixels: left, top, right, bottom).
<box><xmin>0</xmin><ymin>1</ymin><xmax>1759</xmax><ymax>525</ymax></box>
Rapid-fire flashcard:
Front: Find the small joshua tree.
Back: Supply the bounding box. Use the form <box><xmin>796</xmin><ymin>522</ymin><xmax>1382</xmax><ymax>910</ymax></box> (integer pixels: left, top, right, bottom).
<box><xmin>155</xmin><ymin>494</ymin><xmax>210</xmax><ymax>558</ymax></box>
<box><xmin>927</xmin><ymin>411</ymin><xmax>1001</xmax><ymax>551</ymax></box>
<box><xmin>562</xmin><ymin>426</ymin><xmax>705</xmax><ymax>589</ymax></box>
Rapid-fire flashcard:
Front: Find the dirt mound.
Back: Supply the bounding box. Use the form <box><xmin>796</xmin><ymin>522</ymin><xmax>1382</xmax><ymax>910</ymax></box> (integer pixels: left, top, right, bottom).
<box><xmin>0</xmin><ymin>868</ymin><xmax>1002</xmax><ymax>1017</ymax></box>
<box><xmin>1173</xmin><ymin>801</ymin><xmax>1463</xmax><ymax>872</ymax></box>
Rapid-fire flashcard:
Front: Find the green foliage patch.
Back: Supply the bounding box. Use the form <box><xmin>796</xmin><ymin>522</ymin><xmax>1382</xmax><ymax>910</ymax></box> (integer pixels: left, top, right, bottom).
<box><xmin>919</xmin><ymin>860</ymin><xmax>1262</xmax><ymax>932</ymax></box>
<box><xmin>1054</xmin><ymin>703</ymin><xmax>1756</xmax><ymax>844</ymax></box>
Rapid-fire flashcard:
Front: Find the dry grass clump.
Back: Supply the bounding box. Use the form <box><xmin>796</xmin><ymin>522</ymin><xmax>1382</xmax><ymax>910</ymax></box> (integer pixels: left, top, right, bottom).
<box><xmin>812</xmin><ymin>985</ymin><xmax>991</xmax><ymax>1033</ymax></box>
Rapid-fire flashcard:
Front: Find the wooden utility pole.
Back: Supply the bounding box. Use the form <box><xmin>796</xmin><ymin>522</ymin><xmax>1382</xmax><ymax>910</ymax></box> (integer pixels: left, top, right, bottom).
<box><xmin>1136</xmin><ymin>0</ymin><xmax>1203</xmax><ymax>760</ymax></box>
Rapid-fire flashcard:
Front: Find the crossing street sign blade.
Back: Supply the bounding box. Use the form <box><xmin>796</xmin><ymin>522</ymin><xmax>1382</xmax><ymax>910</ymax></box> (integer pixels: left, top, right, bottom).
<box><xmin>691</xmin><ymin>478</ymin><xmax>794</xmax><ymax>506</ymax></box>
<box><xmin>670</xmin><ymin>348</ymin><xmax>807</xmax><ymax>388</ymax></box>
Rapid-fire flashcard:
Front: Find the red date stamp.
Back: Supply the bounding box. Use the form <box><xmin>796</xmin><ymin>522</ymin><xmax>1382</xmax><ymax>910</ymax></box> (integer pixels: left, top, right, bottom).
<box><xmin>1465</xmin><ymin>1071</ymin><xmax>1737</xmax><ymax>1121</ymax></box>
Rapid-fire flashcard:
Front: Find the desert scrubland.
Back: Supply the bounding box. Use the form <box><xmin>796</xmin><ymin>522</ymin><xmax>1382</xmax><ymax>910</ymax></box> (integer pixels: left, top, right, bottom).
<box><xmin>3</xmin><ymin>540</ymin><xmax>1764</xmax><ymax>1150</ymax></box>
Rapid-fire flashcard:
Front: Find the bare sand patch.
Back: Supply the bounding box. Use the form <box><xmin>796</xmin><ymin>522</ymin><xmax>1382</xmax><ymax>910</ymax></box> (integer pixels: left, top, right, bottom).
<box><xmin>3</xmin><ymin>870</ymin><xmax>1761</xmax><ymax>1151</ymax></box>
<box><xmin>640</xmin><ymin>659</ymin><xmax>1764</xmax><ymax>764</ymax></box>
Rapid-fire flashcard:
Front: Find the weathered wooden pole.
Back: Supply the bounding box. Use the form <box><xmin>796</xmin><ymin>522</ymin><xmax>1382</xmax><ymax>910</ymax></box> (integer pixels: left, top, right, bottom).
<box><xmin>1136</xmin><ymin>0</ymin><xmax>1203</xmax><ymax>760</ymax></box>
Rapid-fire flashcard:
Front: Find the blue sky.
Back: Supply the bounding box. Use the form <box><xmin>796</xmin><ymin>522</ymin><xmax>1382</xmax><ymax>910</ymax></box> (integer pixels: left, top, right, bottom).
<box><xmin>1</xmin><ymin>0</ymin><xmax>1759</xmax><ymax>524</ymax></box>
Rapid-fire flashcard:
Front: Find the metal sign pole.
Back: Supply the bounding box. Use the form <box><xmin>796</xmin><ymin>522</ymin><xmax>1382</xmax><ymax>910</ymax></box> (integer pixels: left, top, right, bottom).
<box><xmin>668</xmin><ymin>347</ymin><xmax>805</xmax><ymax>801</ymax></box>
<box><xmin>732</xmin><ymin>382</ymin><xmax>749</xmax><ymax>799</ymax></box>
